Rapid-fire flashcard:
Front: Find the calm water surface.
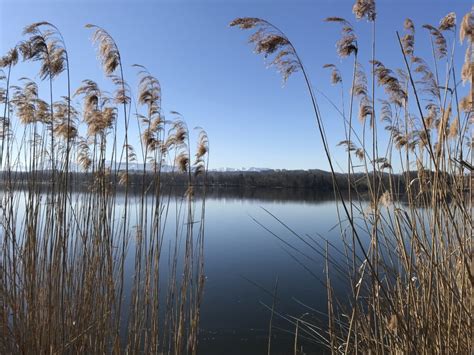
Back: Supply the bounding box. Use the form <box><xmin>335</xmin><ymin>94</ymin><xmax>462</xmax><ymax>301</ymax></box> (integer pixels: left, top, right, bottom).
<box><xmin>191</xmin><ymin>190</ymin><xmax>351</xmax><ymax>354</ymax></box>
<box><xmin>12</xmin><ymin>188</ymin><xmax>353</xmax><ymax>354</ymax></box>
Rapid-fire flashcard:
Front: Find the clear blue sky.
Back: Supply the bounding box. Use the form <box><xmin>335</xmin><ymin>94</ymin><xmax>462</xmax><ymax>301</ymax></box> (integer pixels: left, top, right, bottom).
<box><xmin>1</xmin><ymin>0</ymin><xmax>471</xmax><ymax>170</ymax></box>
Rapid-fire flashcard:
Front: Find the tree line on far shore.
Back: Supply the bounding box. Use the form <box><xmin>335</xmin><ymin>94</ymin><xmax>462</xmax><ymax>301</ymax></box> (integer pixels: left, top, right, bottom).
<box><xmin>0</xmin><ymin>169</ymin><xmax>459</xmax><ymax>196</ymax></box>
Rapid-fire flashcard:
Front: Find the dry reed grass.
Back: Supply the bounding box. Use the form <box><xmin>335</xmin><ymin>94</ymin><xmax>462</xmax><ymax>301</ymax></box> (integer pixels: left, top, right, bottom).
<box><xmin>0</xmin><ymin>22</ymin><xmax>208</xmax><ymax>354</ymax></box>
<box><xmin>232</xmin><ymin>2</ymin><xmax>472</xmax><ymax>354</ymax></box>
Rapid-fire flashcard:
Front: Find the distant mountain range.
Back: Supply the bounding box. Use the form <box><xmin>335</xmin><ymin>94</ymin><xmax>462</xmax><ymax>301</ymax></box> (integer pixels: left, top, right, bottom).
<box><xmin>104</xmin><ymin>162</ymin><xmax>275</xmax><ymax>173</ymax></box>
<box><xmin>210</xmin><ymin>167</ymin><xmax>274</xmax><ymax>172</ymax></box>
<box><xmin>3</xmin><ymin>159</ymin><xmax>300</xmax><ymax>173</ymax></box>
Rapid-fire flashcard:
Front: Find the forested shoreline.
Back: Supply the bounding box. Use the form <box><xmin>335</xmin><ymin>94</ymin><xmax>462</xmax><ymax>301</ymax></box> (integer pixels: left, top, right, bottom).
<box><xmin>0</xmin><ymin>169</ymin><xmax>459</xmax><ymax>194</ymax></box>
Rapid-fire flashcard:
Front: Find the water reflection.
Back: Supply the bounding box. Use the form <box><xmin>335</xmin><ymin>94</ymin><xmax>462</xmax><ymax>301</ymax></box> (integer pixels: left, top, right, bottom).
<box><xmin>117</xmin><ymin>187</ymin><xmax>346</xmax><ymax>353</ymax></box>
<box><xmin>6</xmin><ymin>186</ymin><xmax>355</xmax><ymax>354</ymax></box>
<box><xmin>196</xmin><ymin>190</ymin><xmax>352</xmax><ymax>354</ymax></box>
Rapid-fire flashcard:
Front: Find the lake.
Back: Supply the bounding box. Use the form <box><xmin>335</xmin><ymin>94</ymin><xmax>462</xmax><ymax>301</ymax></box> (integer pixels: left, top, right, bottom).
<box><xmin>150</xmin><ymin>188</ymin><xmax>353</xmax><ymax>354</ymax></box>
<box><xmin>5</xmin><ymin>186</ymin><xmax>357</xmax><ymax>354</ymax></box>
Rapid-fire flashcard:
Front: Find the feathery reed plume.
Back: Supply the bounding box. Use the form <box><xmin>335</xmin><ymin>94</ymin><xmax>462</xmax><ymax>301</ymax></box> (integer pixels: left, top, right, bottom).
<box><xmin>425</xmin><ymin>103</ymin><xmax>438</xmax><ymax>128</ymax></box>
<box><xmin>124</xmin><ymin>143</ymin><xmax>137</xmax><ymax>162</ymax></box>
<box><xmin>11</xmin><ymin>79</ymin><xmax>50</xmax><ymax>125</ymax></box>
<box><xmin>0</xmin><ymin>75</ymin><xmax>5</xmax><ymax>104</ymax></box>
<box><xmin>352</xmin><ymin>63</ymin><xmax>374</xmax><ymax>125</ymax></box>
<box><xmin>359</xmin><ymin>98</ymin><xmax>374</xmax><ymax>126</ymax></box>
<box><xmin>74</xmin><ymin>79</ymin><xmax>100</xmax><ymax>112</ymax></box>
<box><xmin>402</xmin><ymin>18</ymin><xmax>415</xmax><ymax>56</ymax></box>
<box><xmin>0</xmin><ymin>47</ymin><xmax>19</xmax><ymax>68</ymax></box>
<box><xmin>324</xmin><ymin>17</ymin><xmax>358</xmax><ymax>58</ymax></box>
<box><xmin>110</xmin><ymin>74</ymin><xmax>130</xmax><ymax>104</ymax></box>
<box><xmin>85</xmin><ymin>24</ymin><xmax>121</xmax><ymax>75</ymax></box>
<box><xmin>378</xmin><ymin>190</ymin><xmax>392</xmax><ymax>207</ymax></box>
<box><xmin>53</xmin><ymin>98</ymin><xmax>78</xmax><ymax>140</ymax></box>
<box><xmin>439</xmin><ymin>12</ymin><xmax>456</xmax><ymax>31</ymax></box>
<box><xmin>370</xmin><ymin>59</ymin><xmax>407</xmax><ymax>106</ymax></box>
<box><xmin>460</xmin><ymin>9</ymin><xmax>473</xmax><ymax>43</ymax></box>
<box><xmin>20</xmin><ymin>23</ymin><xmax>66</xmax><ymax>79</ymax></box>
<box><xmin>135</xmin><ymin>65</ymin><xmax>163</xmax><ymax>153</ymax></box>
<box><xmin>337</xmin><ymin>139</ymin><xmax>357</xmax><ymax>152</ymax></box>
<box><xmin>77</xmin><ymin>138</ymin><xmax>92</xmax><ymax>170</ymax></box>
<box><xmin>422</xmin><ymin>24</ymin><xmax>447</xmax><ymax>59</ymax></box>
<box><xmin>411</xmin><ymin>56</ymin><xmax>440</xmax><ymax>98</ymax></box>
<box><xmin>135</xmin><ymin>65</ymin><xmax>161</xmax><ymax>117</ymax></box>
<box><xmin>194</xmin><ymin>129</ymin><xmax>209</xmax><ymax>177</ymax></box>
<box><xmin>230</xmin><ymin>18</ymin><xmax>300</xmax><ymax>83</ymax></box>
<box><xmin>167</xmin><ymin>119</ymin><xmax>191</xmax><ymax>173</ymax></box>
<box><xmin>323</xmin><ymin>64</ymin><xmax>342</xmax><ymax>85</ymax></box>
<box><xmin>174</xmin><ymin>121</ymin><xmax>187</xmax><ymax>146</ymax></box>
<box><xmin>386</xmin><ymin>124</ymin><xmax>407</xmax><ymax>150</ymax></box>
<box><xmin>461</xmin><ymin>44</ymin><xmax>472</xmax><ymax>84</ymax></box>
<box><xmin>379</xmin><ymin>99</ymin><xmax>393</xmax><ymax>124</ymax></box>
<box><xmin>459</xmin><ymin>89</ymin><xmax>472</xmax><ymax>111</ymax></box>
<box><xmin>353</xmin><ymin>63</ymin><xmax>368</xmax><ymax>98</ymax></box>
<box><xmin>396</xmin><ymin>67</ymin><xmax>409</xmax><ymax>89</ymax></box>
<box><xmin>352</xmin><ymin>0</ymin><xmax>376</xmax><ymax>21</ymax></box>
<box><xmin>53</xmin><ymin>117</ymin><xmax>77</xmax><ymax>140</ymax></box>
<box><xmin>448</xmin><ymin>115</ymin><xmax>459</xmax><ymax>139</ymax></box>
<box><xmin>75</xmin><ymin>81</ymin><xmax>116</xmax><ymax>136</ymax></box>
<box><xmin>437</xmin><ymin>103</ymin><xmax>451</xmax><ymax>144</ymax></box>
<box><xmin>373</xmin><ymin>157</ymin><xmax>391</xmax><ymax>169</ymax></box>
<box><xmin>176</xmin><ymin>152</ymin><xmax>189</xmax><ymax>173</ymax></box>
<box><xmin>459</xmin><ymin>9</ymin><xmax>473</xmax><ymax>87</ymax></box>
<box><xmin>118</xmin><ymin>170</ymin><xmax>128</xmax><ymax>185</ymax></box>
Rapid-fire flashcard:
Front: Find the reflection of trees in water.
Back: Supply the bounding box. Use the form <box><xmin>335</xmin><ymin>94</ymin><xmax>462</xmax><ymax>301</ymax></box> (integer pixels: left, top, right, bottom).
<box><xmin>203</xmin><ymin>186</ymin><xmax>341</xmax><ymax>203</ymax></box>
<box><xmin>4</xmin><ymin>170</ymin><xmax>462</xmax><ymax>203</ymax></box>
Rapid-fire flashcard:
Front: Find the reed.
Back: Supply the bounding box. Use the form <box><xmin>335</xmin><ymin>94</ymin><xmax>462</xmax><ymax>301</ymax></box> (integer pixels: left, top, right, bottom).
<box><xmin>0</xmin><ymin>23</ymin><xmax>208</xmax><ymax>354</ymax></box>
<box><xmin>232</xmin><ymin>2</ymin><xmax>472</xmax><ymax>353</ymax></box>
